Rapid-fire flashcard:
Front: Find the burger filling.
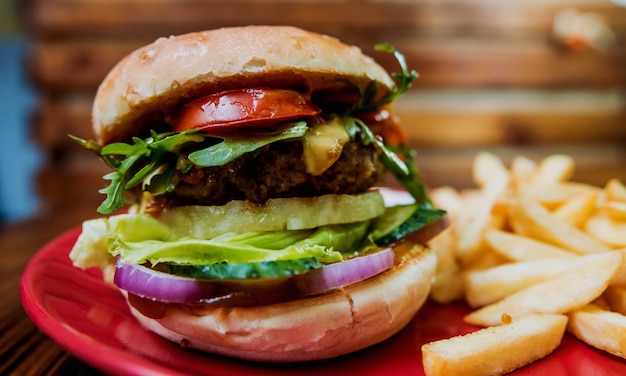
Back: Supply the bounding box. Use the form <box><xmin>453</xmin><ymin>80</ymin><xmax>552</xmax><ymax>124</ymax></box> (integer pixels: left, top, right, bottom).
<box><xmin>161</xmin><ymin>135</ymin><xmax>382</xmax><ymax>208</ymax></box>
<box><xmin>69</xmin><ymin>43</ymin><xmax>447</xmax><ymax>307</ymax></box>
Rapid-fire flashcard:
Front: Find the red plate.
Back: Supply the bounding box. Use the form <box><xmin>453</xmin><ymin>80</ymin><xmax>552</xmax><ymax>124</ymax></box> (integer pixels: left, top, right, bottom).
<box><xmin>21</xmin><ymin>227</ymin><xmax>626</xmax><ymax>375</ymax></box>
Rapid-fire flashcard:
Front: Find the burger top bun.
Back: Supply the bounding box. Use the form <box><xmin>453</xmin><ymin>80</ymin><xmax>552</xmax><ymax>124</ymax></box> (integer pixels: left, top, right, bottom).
<box><xmin>92</xmin><ymin>25</ymin><xmax>395</xmax><ymax>145</ymax></box>
<box><xmin>126</xmin><ymin>244</ymin><xmax>436</xmax><ymax>362</ymax></box>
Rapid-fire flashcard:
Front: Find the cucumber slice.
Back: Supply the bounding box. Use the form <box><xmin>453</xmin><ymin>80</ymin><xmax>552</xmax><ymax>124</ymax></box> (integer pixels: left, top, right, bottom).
<box><xmin>372</xmin><ymin>204</ymin><xmax>447</xmax><ymax>246</ymax></box>
<box><xmin>158</xmin><ymin>191</ymin><xmax>385</xmax><ymax>239</ymax></box>
<box><xmin>168</xmin><ymin>257</ymin><xmax>323</xmax><ymax>280</ymax></box>
<box><xmin>369</xmin><ymin>204</ymin><xmax>418</xmax><ymax>241</ymax></box>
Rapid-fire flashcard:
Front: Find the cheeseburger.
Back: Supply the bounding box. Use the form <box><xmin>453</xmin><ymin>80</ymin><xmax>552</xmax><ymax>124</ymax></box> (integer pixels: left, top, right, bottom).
<box><xmin>69</xmin><ymin>25</ymin><xmax>447</xmax><ymax>362</ymax></box>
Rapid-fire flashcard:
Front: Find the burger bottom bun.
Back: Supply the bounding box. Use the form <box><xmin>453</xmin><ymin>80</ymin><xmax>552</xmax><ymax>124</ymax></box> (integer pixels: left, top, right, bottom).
<box><xmin>126</xmin><ymin>243</ymin><xmax>436</xmax><ymax>362</ymax></box>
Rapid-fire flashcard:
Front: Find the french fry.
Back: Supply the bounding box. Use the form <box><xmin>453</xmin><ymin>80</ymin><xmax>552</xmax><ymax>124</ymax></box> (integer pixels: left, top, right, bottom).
<box><xmin>605</xmin><ymin>178</ymin><xmax>626</xmax><ymax>202</ymax></box>
<box><xmin>603</xmin><ymin>286</ymin><xmax>626</xmax><ymax>315</ymax></box>
<box><xmin>421</xmin><ymin>153</ymin><xmax>626</xmax><ymax>374</ymax></box>
<box><xmin>485</xmin><ymin>229</ymin><xmax>576</xmax><ymax>261</ymax></box>
<box><xmin>454</xmin><ymin>153</ymin><xmax>510</xmax><ymax>265</ymax></box>
<box><xmin>431</xmin><ymin>268</ymin><xmax>464</xmax><ymax>304</ymax></box>
<box><xmin>462</xmin><ymin>250</ymin><xmax>508</xmax><ymax>272</ymax></box>
<box><xmin>430</xmin><ymin>228</ymin><xmax>464</xmax><ymax>304</ymax></box>
<box><xmin>452</xmin><ymin>190</ymin><xmax>481</xmax><ymax>231</ymax></box>
<box><xmin>464</xmin><ymin>257</ymin><xmax>587</xmax><ymax>308</ymax></box>
<box><xmin>552</xmin><ymin>192</ymin><xmax>597</xmax><ymax>228</ymax></box>
<box><xmin>422</xmin><ymin>313</ymin><xmax>568</xmax><ymax>376</ymax></box>
<box><xmin>585</xmin><ymin>213</ymin><xmax>626</xmax><ymax>248</ymax></box>
<box><xmin>464</xmin><ymin>251</ymin><xmax>624</xmax><ymax>327</ymax></box>
<box><xmin>567</xmin><ymin>303</ymin><xmax>626</xmax><ymax>359</ymax></box>
<box><xmin>593</xmin><ymin>296</ymin><xmax>612</xmax><ymax>311</ymax></box>
<box><xmin>510</xmin><ymin>155</ymin><xmax>537</xmax><ymax>186</ymax></box>
<box><xmin>610</xmin><ymin>252</ymin><xmax>626</xmax><ymax>287</ymax></box>
<box><xmin>526</xmin><ymin>182</ymin><xmax>602</xmax><ymax>210</ymax></box>
<box><xmin>605</xmin><ymin>201</ymin><xmax>626</xmax><ymax>222</ymax></box>
<box><xmin>472</xmin><ymin>151</ymin><xmax>509</xmax><ymax>188</ymax></box>
<box><xmin>429</xmin><ymin>186</ymin><xmax>465</xmax><ymax>303</ymax></box>
<box><xmin>528</xmin><ymin>154</ymin><xmax>575</xmax><ymax>187</ymax></box>
<box><xmin>430</xmin><ymin>186</ymin><xmax>464</xmax><ymax>218</ymax></box>
<box><xmin>509</xmin><ymin>189</ymin><xmax>611</xmax><ymax>254</ymax></box>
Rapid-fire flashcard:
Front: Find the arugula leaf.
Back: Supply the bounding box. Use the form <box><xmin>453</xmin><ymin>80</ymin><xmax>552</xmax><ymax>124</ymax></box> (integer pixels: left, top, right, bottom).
<box><xmin>345</xmin><ymin>117</ymin><xmax>398</xmax><ymax>162</ymax></box>
<box><xmin>70</xmin><ymin>124</ymin><xmax>310</xmax><ymax>215</ymax></box>
<box><xmin>98</xmin><ymin>168</ymin><xmax>131</xmax><ymax>215</ymax></box>
<box><xmin>345</xmin><ymin>116</ymin><xmax>408</xmax><ymax>175</ymax></box>
<box><xmin>374</xmin><ymin>43</ymin><xmax>418</xmax><ymax>101</ymax></box>
<box><xmin>71</xmin><ymin>131</ymin><xmax>206</xmax><ymax>215</ymax></box>
<box><xmin>143</xmin><ymin>165</ymin><xmax>178</xmax><ymax>195</ymax></box>
<box><xmin>388</xmin><ymin>144</ymin><xmax>433</xmax><ymax>207</ymax></box>
<box><xmin>188</xmin><ymin>122</ymin><xmax>308</xmax><ymax>167</ymax></box>
<box><xmin>352</xmin><ymin>43</ymin><xmax>418</xmax><ymax>113</ymax></box>
<box><xmin>345</xmin><ymin>116</ymin><xmax>432</xmax><ymax>206</ymax></box>
<box><xmin>101</xmin><ymin>137</ymin><xmax>149</xmax><ymax>157</ymax></box>
<box><xmin>68</xmin><ymin>134</ymin><xmax>121</xmax><ymax>170</ymax></box>
<box><xmin>341</xmin><ymin>44</ymin><xmax>434</xmax><ymax>206</ymax></box>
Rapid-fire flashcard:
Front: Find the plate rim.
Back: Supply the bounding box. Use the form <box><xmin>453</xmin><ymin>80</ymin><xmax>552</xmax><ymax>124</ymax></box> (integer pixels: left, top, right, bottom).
<box><xmin>20</xmin><ymin>227</ymin><xmax>186</xmax><ymax>376</ymax></box>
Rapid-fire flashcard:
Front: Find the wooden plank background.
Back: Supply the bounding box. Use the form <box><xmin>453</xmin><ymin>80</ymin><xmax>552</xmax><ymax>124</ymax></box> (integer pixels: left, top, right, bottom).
<box><xmin>23</xmin><ymin>0</ymin><xmax>626</xmax><ymax>216</ymax></box>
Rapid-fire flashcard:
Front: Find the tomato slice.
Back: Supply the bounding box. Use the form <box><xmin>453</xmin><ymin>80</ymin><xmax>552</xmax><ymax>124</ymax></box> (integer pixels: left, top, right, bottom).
<box><xmin>358</xmin><ymin>107</ymin><xmax>408</xmax><ymax>146</ymax></box>
<box><xmin>173</xmin><ymin>88</ymin><xmax>321</xmax><ymax>133</ymax></box>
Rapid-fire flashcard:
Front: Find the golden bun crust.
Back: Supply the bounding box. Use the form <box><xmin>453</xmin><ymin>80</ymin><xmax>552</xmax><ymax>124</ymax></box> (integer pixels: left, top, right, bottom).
<box><xmin>126</xmin><ymin>243</ymin><xmax>436</xmax><ymax>362</ymax></box>
<box><xmin>93</xmin><ymin>25</ymin><xmax>395</xmax><ymax>145</ymax></box>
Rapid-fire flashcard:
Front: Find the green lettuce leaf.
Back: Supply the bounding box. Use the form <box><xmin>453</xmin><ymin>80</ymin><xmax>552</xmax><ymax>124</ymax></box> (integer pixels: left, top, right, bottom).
<box><xmin>188</xmin><ymin>121</ymin><xmax>308</xmax><ymax>167</ymax></box>
<box><xmin>106</xmin><ymin>218</ymin><xmax>373</xmax><ymax>266</ymax></box>
<box><xmin>71</xmin><ymin>213</ymin><xmax>380</xmax><ymax>268</ymax></box>
<box><xmin>108</xmin><ymin>235</ymin><xmax>341</xmax><ymax>266</ymax></box>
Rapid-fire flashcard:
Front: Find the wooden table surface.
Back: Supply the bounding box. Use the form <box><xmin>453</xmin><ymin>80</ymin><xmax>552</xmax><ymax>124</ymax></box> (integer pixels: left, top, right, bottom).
<box><xmin>1</xmin><ymin>208</ymin><xmax>104</xmax><ymax>376</ymax></box>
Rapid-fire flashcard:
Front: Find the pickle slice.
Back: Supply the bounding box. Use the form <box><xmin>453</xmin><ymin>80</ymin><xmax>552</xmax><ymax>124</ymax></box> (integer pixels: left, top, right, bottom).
<box><xmin>158</xmin><ymin>191</ymin><xmax>385</xmax><ymax>239</ymax></box>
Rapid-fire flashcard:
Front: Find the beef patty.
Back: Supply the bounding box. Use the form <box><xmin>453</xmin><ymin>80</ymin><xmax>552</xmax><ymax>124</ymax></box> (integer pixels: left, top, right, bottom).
<box><xmin>165</xmin><ymin>139</ymin><xmax>384</xmax><ymax>207</ymax></box>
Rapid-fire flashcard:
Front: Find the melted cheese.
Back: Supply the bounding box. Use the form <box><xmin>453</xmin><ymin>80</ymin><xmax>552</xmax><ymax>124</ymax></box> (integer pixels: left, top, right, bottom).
<box><xmin>302</xmin><ymin>117</ymin><xmax>350</xmax><ymax>176</ymax></box>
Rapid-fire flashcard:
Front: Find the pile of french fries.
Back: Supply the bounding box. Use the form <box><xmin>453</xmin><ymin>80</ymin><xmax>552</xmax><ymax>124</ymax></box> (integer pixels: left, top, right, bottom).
<box><xmin>422</xmin><ymin>152</ymin><xmax>626</xmax><ymax>376</ymax></box>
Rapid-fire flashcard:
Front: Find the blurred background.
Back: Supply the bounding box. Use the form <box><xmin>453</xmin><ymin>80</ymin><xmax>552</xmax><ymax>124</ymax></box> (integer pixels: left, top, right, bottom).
<box><xmin>1</xmin><ymin>0</ymin><xmax>625</xmax><ymax>224</ymax></box>
<box><xmin>0</xmin><ymin>0</ymin><xmax>40</xmax><ymax>222</ymax></box>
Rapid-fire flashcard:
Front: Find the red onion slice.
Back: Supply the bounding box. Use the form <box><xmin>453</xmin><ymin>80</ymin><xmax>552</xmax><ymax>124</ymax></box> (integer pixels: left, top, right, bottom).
<box><xmin>115</xmin><ymin>248</ymin><xmax>395</xmax><ymax>303</ymax></box>
<box><xmin>294</xmin><ymin>247</ymin><xmax>394</xmax><ymax>296</ymax></box>
<box><xmin>114</xmin><ymin>260</ymin><xmax>218</xmax><ymax>303</ymax></box>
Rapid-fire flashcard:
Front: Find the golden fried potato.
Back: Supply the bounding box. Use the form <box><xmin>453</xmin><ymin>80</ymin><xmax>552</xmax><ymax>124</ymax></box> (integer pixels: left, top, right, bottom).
<box><xmin>422</xmin><ymin>314</ymin><xmax>568</xmax><ymax>376</ymax></box>
<box><xmin>585</xmin><ymin>213</ymin><xmax>626</xmax><ymax>248</ymax></box>
<box><xmin>509</xmin><ymin>189</ymin><xmax>611</xmax><ymax>254</ymax></box>
<box><xmin>464</xmin><ymin>251</ymin><xmax>624</xmax><ymax>327</ymax></box>
<box><xmin>485</xmin><ymin>229</ymin><xmax>576</xmax><ymax>261</ymax></box>
<box><xmin>567</xmin><ymin>303</ymin><xmax>626</xmax><ymax>359</ymax></box>
<box><xmin>464</xmin><ymin>257</ymin><xmax>587</xmax><ymax>308</ymax></box>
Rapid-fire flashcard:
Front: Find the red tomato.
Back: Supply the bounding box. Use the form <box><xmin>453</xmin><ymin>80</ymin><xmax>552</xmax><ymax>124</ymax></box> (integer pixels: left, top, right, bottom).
<box><xmin>173</xmin><ymin>88</ymin><xmax>321</xmax><ymax>133</ymax></box>
<box><xmin>358</xmin><ymin>107</ymin><xmax>408</xmax><ymax>146</ymax></box>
